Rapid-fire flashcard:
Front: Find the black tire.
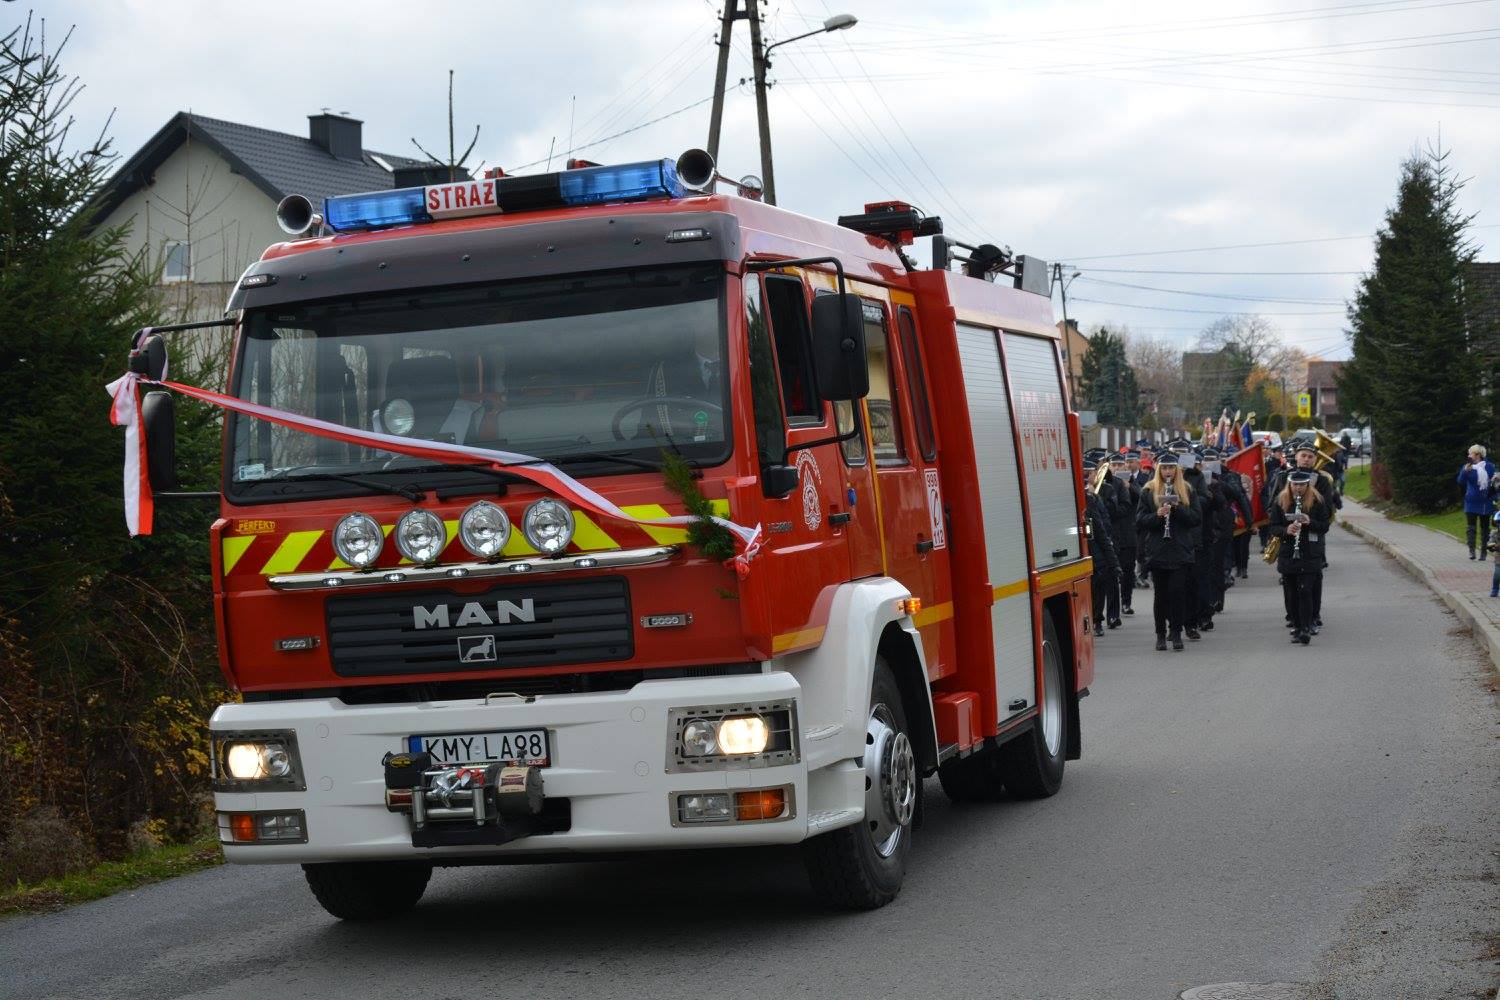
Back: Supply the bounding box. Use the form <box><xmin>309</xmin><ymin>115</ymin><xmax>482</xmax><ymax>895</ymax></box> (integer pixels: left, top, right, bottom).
<box><xmin>996</xmin><ymin>615</ymin><xmax>1068</xmax><ymax>799</ymax></box>
<box><xmin>303</xmin><ymin>861</ymin><xmax>432</xmax><ymax>920</ymax></box>
<box><xmin>802</xmin><ymin>659</ymin><xmax>913</xmax><ymax>910</ymax></box>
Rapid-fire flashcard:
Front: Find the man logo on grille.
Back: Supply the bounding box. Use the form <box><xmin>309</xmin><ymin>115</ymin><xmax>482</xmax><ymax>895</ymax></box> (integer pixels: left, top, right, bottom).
<box><xmin>457</xmin><ymin>634</ymin><xmax>497</xmax><ymax>663</ymax></box>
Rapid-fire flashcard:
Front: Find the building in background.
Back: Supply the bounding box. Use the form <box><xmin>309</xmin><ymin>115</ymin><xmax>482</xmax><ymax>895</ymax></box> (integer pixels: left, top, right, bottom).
<box><xmin>85</xmin><ymin>112</ymin><xmax>433</xmax><ymax>323</ymax></box>
<box><xmin>1305</xmin><ymin>359</ymin><xmax>1345</xmax><ymax>430</ymax></box>
<box><xmin>1056</xmin><ymin>318</ymin><xmax>1088</xmax><ymax>401</ymax></box>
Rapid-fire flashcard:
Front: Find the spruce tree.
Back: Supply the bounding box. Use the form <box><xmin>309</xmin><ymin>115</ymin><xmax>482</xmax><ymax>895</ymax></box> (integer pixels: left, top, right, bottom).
<box><xmin>1340</xmin><ymin>147</ymin><xmax>1480</xmax><ymax>511</ymax></box>
<box><xmin>1078</xmin><ymin>326</ymin><xmax>1140</xmax><ymax>425</ymax></box>
<box><xmin>0</xmin><ymin>21</ymin><xmax>224</xmax><ymax>862</ymax></box>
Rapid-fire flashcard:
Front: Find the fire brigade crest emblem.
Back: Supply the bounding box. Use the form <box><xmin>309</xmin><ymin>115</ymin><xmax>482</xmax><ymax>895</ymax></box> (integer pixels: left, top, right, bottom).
<box><xmin>796</xmin><ymin>451</ymin><xmax>822</xmax><ymax>531</ymax></box>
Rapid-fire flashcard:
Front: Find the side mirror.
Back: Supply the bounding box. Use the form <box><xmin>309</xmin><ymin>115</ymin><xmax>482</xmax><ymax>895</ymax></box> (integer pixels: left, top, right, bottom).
<box><xmin>129</xmin><ymin>333</ymin><xmax>169</xmax><ymax>381</ymax></box>
<box><xmin>761</xmin><ymin>463</ymin><xmax>799</xmax><ymax>499</ymax></box>
<box><xmin>141</xmin><ymin>390</ymin><xmax>179</xmax><ymax>491</ymax></box>
<box><xmin>809</xmin><ymin>293</ymin><xmax>868</xmax><ymax>402</ymax></box>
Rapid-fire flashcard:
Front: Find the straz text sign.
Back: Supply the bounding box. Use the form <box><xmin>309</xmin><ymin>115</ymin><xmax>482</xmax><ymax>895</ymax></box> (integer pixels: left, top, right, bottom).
<box><xmin>1014</xmin><ymin>389</ymin><xmax>1069</xmax><ymax>473</ymax></box>
<box><xmin>425</xmin><ymin>178</ymin><xmax>499</xmax><ymax>219</ymax></box>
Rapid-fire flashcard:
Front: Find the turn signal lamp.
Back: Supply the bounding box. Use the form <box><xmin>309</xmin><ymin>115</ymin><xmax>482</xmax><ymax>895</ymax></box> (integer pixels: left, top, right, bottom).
<box><xmin>896</xmin><ymin>597</ymin><xmax>922</xmax><ymax>616</ymax></box>
<box><xmin>734</xmin><ymin>788</ymin><xmax>787</xmax><ymax>821</ymax></box>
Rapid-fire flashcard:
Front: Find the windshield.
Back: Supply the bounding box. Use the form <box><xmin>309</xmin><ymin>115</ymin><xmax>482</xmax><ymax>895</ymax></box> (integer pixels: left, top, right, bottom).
<box><xmin>228</xmin><ymin>265</ymin><xmax>728</xmax><ymax>498</ymax></box>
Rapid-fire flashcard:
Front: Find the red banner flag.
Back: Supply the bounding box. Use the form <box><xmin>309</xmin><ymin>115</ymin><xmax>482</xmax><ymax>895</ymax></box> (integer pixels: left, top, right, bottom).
<box><xmin>1224</xmin><ymin>440</ymin><xmax>1268</xmax><ymax>533</ymax></box>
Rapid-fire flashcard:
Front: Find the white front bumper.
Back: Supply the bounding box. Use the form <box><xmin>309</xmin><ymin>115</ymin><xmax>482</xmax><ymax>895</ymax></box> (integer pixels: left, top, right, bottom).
<box><xmin>212</xmin><ymin>672</ymin><xmax>824</xmax><ymax>864</ymax></box>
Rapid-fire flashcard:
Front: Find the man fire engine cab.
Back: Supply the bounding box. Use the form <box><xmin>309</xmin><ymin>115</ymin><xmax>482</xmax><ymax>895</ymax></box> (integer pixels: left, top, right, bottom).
<box><xmin>130</xmin><ymin>150</ymin><xmax>1096</xmax><ymax>918</ymax></box>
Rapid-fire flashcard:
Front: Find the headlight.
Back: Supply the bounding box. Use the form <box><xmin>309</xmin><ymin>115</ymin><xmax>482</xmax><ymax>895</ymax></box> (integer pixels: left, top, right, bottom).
<box><xmin>716</xmin><ymin>716</ymin><xmax>770</xmax><ymax>755</ymax></box>
<box><xmin>669</xmin><ymin>703</ymin><xmax>797</xmax><ymax>771</ymax></box>
<box><xmin>212</xmin><ymin>730</ymin><xmax>304</xmax><ymax>790</ymax></box>
<box><xmin>333</xmin><ymin>512</ymin><xmax>384</xmax><ymax>569</ymax></box>
<box><xmin>459</xmin><ymin>500</ymin><xmax>510</xmax><ymax>559</ymax></box>
<box><xmin>381</xmin><ymin>398</ymin><xmax>415</xmax><ymax>436</ymax></box>
<box><xmin>224</xmin><ymin>741</ymin><xmax>292</xmax><ymax>780</ymax></box>
<box><xmin>395</xmin><ymin>509</ymin><xmax>446</xmax><ymax>564</ymax></box>
<box><xmin>523</xmin><ymin>498</ymin><xmax>575</xmax><ymax>555</ymax></box>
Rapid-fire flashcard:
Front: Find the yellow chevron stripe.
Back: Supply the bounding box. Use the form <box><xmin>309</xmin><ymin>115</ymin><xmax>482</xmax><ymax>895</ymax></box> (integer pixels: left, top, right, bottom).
<box><xmin>571</xmin><ymin>511</ymin><xmax>620</xmax><ymax>551</ymax></box>
<box><xmin>618</xmin><ymin>499</ymin><xmax>732</xmax><ymax>545</ymax></box>
<box><xmin>261</xmin><ymin>530</ymin><xmax>323</xmax><ymax>576</ymax></box>
<box><xmin>221</xmin><ymin>536</ymin><xmax>254</xmax><ymax>575</ymax></box>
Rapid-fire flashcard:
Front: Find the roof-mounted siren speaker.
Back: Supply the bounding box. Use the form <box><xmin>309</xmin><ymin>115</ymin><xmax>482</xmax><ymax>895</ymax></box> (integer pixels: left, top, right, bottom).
<box><xmin>276</xmin><ymin>194</ymin><xmax>323</xmax><ymax>237</ymax></box>
<box><xmin>676</xmin><ymin>148</ymin><xmax>717</xmax><ymax>192</ymax></box>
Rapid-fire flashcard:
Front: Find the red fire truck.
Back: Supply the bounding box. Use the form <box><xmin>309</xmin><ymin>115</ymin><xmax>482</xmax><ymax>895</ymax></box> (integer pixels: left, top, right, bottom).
<box><xmin>134</xmin><ymin>150</ymin><xmax>1096</xmax><ymax>918</ymax></box>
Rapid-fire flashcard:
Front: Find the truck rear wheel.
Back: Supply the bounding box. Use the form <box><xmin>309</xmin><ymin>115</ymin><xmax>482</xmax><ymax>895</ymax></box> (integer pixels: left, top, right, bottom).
<box><xmin>997</xmin><ymin>615</ymin><xmax>1067</xmax><ymax>798</ymax></box>
<box><xmin>802</xmin><ymin>659</ymin><xmax>914</xmax><ymax>910</ymax></box>
<box><xmin>303</xmin><ymin>861</ymin><xmax>432</xmax><ymax>920</ymax></box>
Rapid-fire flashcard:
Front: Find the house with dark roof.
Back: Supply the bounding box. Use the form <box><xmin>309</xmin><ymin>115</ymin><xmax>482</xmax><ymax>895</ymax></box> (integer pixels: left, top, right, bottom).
<box><xmin>88</xmin><ymin>112</ymin><xmax>434</xmax><ymax>320</ymax></box>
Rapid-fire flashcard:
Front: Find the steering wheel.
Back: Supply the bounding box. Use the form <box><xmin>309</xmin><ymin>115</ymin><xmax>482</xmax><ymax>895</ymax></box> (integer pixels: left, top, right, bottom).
<box><xmin>611</xmin><ymin>396</ymin><xmax>724</xmax><ymax>441</ymax></box>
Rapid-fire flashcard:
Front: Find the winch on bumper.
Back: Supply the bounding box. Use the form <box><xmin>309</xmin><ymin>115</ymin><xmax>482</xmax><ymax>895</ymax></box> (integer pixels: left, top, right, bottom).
<box><xmin>211</xmin><ymin>672</ymin><xmax>818</xmax><ymax>863</ymax></box>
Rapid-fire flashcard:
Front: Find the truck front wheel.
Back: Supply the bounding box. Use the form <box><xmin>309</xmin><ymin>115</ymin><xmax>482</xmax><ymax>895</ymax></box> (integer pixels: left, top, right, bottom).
<box><xmin>802</xmin><ymin>659</ymin><xmax>914</xmax><ymax>910</ymax></box>
<box><xmin>303</xmin><ymin>861</ymin><xmax>432</xmax><ymax>920</ymax></box>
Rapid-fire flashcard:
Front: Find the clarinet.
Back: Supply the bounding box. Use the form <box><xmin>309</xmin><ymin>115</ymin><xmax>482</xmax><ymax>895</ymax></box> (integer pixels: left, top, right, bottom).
<box><xmin>1162</xmin><ymin>490</ymin><xmax>1174</xmax><ymax>539</ymax></box>
<box><xmin>1291</xmin><ymin>494</ymin><xmax>1303</xmax><ymax>560</ymax></box>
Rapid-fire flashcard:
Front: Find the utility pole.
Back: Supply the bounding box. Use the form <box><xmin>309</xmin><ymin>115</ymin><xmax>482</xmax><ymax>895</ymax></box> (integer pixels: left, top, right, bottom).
<box><xmin>746</xmin><ymin>0</ymin><xmax>777</xmax><ymax>205</ymax></box>
<box><xmin>1054</xmin><ymin>262</ymin><xmax>1078</xmax><ymax>403</ymax></box>
<box><xmin>705</xmin><ymin>0</ymin><xmax>742</xmax><ymax>164</ymax></box>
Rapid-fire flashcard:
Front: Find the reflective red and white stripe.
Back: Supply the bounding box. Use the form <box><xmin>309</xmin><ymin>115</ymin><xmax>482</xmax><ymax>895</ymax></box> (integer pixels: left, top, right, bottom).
<box><xmin>106</xmin><ymin>372</ymin><xmax>764</xmax><ymax>575</ymax></box>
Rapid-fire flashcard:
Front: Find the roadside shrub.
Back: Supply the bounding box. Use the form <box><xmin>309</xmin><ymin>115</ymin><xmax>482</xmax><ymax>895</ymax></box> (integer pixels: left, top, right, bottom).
<box><xmin>0</xmin><ymin>807</ymin><xmax>95</xmax><ymax>885</ymax></box>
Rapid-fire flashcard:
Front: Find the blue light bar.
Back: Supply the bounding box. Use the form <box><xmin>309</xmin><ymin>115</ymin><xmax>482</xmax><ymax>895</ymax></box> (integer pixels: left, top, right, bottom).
<box><xmin>324</xmin><ymin>186</ymin><xmax>430</xmax><ymax>232</ymax></box>
<box><xmin>558</xmin><ymin>159</ymin><xmax>684</xmax><ymax>206</ymax></box>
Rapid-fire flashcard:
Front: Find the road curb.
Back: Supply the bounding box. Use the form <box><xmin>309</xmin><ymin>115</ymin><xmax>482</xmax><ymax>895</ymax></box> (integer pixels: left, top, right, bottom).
<box><xmin>1341</xmin><ymin>514</ymin><xmax>1500</xmax><ymax>674</ymax></box>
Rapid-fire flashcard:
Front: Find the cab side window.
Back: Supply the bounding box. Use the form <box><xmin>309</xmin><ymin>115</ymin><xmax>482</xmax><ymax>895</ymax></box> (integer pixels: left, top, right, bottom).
<box><xmin>897</xmin><ymin>307</ymin><xmax>937</xmax><ymax>462</ymax></box>
<box><xmin>744</xmin><ymin>275</ymin><xmax>787</xmax><ymax>468</ymax></box>
<box><xmin>863</xmin><ymin>301</ymin><xmax>906</xmax><ymax>467</ymax></box>
<box><xmin>762</xmin><ymin>275</ymin><xmax>821</xmax><ymax>424</ymax></box>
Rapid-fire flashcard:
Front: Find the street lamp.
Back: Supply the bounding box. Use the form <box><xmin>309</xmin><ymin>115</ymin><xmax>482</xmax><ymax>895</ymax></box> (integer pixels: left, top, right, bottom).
<box><xmin>748</xmin><ymin>7</ymin><xmax>857</xmax><ymax>205</ymax></box>
<box><xmin>764</xmin><ymin>13</ymin><xmax>858</xmax><ymax>57</ymax></box>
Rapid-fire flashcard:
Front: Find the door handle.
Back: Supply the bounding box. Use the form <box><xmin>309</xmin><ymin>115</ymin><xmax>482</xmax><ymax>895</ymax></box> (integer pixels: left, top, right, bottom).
<box><xmin>916</xmin><ymin>538</ymin><xmax>934</xmax><ymax>554</ymax></box>
<box><xmin>1051</xmin><ymin>547</ymin><xmax>1069</xmax><ymax>559</ymax></box>
<box><xmin>829</xmin><ymin>512</ymin><xmax>852</xmax><ymax>526</ymax></box>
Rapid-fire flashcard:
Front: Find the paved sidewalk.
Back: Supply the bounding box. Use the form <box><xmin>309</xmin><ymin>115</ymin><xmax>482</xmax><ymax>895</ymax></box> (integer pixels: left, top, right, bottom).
<box><xmin>1340</xmin><ymin>497</ymin><xmax>1500</xmax><ymax>671</ymax></box>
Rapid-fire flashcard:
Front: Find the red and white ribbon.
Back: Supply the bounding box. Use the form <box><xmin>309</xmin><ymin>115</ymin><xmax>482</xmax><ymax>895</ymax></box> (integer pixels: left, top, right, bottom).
<box><xmin>107</xmin><ymin>372</ymin><xmax>764</xmax><ymax>576</ymax></box>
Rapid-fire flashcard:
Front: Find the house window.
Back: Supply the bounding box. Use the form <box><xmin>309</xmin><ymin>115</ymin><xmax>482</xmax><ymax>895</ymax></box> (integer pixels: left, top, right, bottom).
<box><xmin>162</xmin><ymin>241</ymin><xmax>190</xmax><ymax>283</ymax></box>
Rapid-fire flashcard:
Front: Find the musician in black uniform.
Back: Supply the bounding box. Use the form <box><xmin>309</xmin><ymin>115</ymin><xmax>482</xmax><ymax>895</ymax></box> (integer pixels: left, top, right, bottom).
<box><xmin>1082</xmin><ymin>459</ymin><xmax>1119</xmax><ymax>637</ymax></box>
<box><xmin>1271</xmin><ymin>441</ymin><xmax>1339</xmax><ymax>631</ymax></box>
<box><xmin>1269</xmin><ymin>469</ymin><xmax>1331</xmax><ymax>644</ymax></box>
<box><xmin>1107</xmin><ymin>453</ymin><xmax>1139</xmax><ymax>619</ymax></box>
<box><xmin>1128</xmin><ymin>449</ymin><xmax>1152</xmax><ymax>591</ymax></box>
<box><xmin>1137</xmin><ymin>451</ymin><xmax>1200</xmax><ymax>651</ymax></box>
<box><xmin>1179</xmin><ymin>449</ymin><xmax>1213</xmax><ymax>640</ymax></box>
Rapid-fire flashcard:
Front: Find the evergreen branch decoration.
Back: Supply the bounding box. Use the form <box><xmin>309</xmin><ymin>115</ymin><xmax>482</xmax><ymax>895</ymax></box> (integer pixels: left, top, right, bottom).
<box><xmin>659</xmin><ymin>449</ymin><xmax>737</xmax><ymax>563</ymax></box>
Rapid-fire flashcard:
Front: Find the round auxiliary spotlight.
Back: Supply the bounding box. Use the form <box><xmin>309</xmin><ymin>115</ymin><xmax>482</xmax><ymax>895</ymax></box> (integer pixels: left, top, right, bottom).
<box><xmin>394</xmin><ymin>509</ymin><xmax>446</xmax><ymax>565</ymax></box>
<box><xmin>459</xmin><ymin>501</ymin><xmax>510</xmax><ymax>560</ymax></box>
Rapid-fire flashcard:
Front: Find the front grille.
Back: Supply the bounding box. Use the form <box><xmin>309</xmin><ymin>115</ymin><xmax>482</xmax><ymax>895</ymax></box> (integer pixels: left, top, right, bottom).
<box><xmin>326</xmin><ymin>577</ymin><xmax>632</xmax><ymax>678</ymax></box>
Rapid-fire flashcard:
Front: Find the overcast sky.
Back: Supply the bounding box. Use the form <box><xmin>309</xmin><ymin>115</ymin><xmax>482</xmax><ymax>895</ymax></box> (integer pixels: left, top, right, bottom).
<box><xmin>26</xmin><ymin>0</ymin><xmax>1500</xmax><ymax>359</ymax></box>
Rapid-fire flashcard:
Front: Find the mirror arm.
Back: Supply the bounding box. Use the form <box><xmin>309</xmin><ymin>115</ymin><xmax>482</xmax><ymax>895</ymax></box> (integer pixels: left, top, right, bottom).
<box><xmin>130</xmin><ymin>317</ymin><xmax>236</xmax><ymax>349</ymax></box>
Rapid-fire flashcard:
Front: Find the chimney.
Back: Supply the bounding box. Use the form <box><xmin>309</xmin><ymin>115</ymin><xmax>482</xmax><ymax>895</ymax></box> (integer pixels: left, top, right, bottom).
<box><xmin>308</xmin><ymin>113</ymin><xmax>363</xmax><ymax>161</ymax></box>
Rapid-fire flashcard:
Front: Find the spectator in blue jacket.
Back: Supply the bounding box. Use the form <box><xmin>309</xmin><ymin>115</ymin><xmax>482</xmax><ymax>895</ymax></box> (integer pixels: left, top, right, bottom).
<box><xmin>1457</xmin><ymin>444</ymin><xmax>1496</xmax><ymax>560</ymax></box>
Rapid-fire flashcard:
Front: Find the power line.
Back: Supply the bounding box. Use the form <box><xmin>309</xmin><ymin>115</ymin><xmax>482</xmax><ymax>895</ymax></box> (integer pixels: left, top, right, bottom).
<box><xmin>1077</xmin><ymin>275</ymin><xmax>1347</xmax><ymax>304</ymax></box>
<box><xmin>1089</xmin><ymin>268</ymin><xmax>1366</xmax><ymax>275</ymax></box>
<box><xmin>1070</xmin><ymin>296</ymin><xmax>1346</xmax><ymax>315</ymax></box>
<box><xmin>1064</xmin><ymin>225</ymin><xmax>1500</xmax><ymax>261</ymax></box>
<box><xmin>507</xmin><ymin>95</ymin><xmax>716</xmax><ymax>173</ymax></box>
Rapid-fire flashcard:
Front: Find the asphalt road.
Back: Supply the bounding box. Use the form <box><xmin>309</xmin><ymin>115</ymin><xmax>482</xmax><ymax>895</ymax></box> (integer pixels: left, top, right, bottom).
<box><xmin>2</xmin><ymin>528</ymin><xmax>1495</xmax><ymax>1000</ymax></box>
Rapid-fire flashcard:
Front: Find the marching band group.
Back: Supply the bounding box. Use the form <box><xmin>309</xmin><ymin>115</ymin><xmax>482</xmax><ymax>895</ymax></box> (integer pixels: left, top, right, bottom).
<box><xmin>1083</xmin><ymin>435</ymin><xmax>1342</xmax><ymax>652</ymax></box>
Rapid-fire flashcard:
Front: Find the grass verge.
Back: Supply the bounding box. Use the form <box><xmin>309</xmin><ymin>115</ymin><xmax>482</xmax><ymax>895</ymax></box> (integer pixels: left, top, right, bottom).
<box><xmin>0</xmin><ymin>835</ymin><xmax>222</xmax><ymax>918</ymax></box>
<box><xmin>1343</xmin><ymin>463</ymin><xmax>1465</xmax><ymax>542</ymax></box>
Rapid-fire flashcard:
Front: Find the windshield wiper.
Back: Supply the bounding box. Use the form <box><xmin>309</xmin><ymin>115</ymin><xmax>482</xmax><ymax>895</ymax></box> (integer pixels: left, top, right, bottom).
<box><xmin>270</xmin><ymin>472</ymin><xmax>426</xmax><ymax>502</ymax></box>
<box><xmin>546</xmin><ymin>452</ymin><xmax>699</xmax><ymax>476</ymax></box>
